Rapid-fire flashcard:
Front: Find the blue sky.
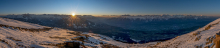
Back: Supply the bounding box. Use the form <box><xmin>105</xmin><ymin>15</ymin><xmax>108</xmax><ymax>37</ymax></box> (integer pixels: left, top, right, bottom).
<box><xmin>0</xmin><ymin>0</ymin><xmax>220</xmax><ymax>16</ymax></box>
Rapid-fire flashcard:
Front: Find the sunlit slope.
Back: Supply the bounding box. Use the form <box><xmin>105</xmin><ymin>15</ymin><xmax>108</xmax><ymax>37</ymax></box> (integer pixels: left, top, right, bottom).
<box><xmin>0</xmin><ymin>18</ymin><xmax>100</xmax><ymax>48</ymax></box>
<box><xmin>84</xmin><ymin>16</ymin><xmax>218</xmax><ymax>42</ymax></box>
<box><xmin>0</xmin><ymin>18</ymin><xmax>48</xmax><ymax>29</ymax></box>
<box><xmin>1</xmin><ymin>17</ymin><xmax>220</xmax><ymax>48</ymax></box>
<box><xmin>0</xmin><ymin>18</ymin><xmax>73</xmax><ymax>48</ymax></box>
<box><xmin>149</xmin><ymin>18</ymin><xmax>220</xmax><ymax>48</ymax></box>
<box><xmin>0</xmin><ymin>17</ymin><xmax>131</xmax><ymax>48</ymax></box>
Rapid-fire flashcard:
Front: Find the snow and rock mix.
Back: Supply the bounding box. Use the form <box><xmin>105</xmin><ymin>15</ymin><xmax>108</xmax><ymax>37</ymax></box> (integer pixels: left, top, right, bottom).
<box><xmin>1</xmin><ymin>17</ymin><xmax>220</xmax><ymax>48</ymax></box>
<box><xmin>0</xmin><ymin>18</ymin><xmax>119</xmax><ymax>48</ymax></box>
<box><xmin>150</xmin><ymin>18</ymin><xmax>220</xmax><ymax>48</ymax></box>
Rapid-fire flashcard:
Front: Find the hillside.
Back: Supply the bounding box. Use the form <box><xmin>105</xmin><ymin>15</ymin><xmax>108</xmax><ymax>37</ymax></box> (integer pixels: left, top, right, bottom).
<box><xmin>0</xmin><ymin>17</ymin><xmax>122</xmax><ymax>48</ymax></box>
<box><xmin>0</xmin><ymin>17</ymin><xmax>156</xmax><ymax>48</ymax></box>
<box><xmin>0</xmin><ymin>17</ymin><xmax>220</xmax><ymax>48</ymax></box>
<box><xmin>151</xmin><ymin>18</ymin><xmax>220</xmax><ymax>48</ymax></box>
<box><xmin>3</xmin><ymin>15</ymin><xmax>218</xmax><ymax>43</ymax></box>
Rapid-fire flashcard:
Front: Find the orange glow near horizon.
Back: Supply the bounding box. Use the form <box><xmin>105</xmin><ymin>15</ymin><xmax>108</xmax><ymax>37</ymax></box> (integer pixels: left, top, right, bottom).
<box><xmin>72</xmin><ymin>13</ymin><xmax>75</xmax><ymax>16</ymax></box>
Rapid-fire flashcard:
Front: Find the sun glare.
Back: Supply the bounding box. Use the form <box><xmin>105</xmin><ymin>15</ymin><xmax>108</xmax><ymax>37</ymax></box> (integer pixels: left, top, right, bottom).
<box><xmin>72</xmin><ymin>13</ymin><xmax>75</xmax><ymax>16</ymax></box>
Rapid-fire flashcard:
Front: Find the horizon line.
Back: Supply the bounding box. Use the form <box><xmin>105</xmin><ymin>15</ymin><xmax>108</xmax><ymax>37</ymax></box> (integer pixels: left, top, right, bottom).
<box><xmin>0</xmin><ymin>14</ymin><xmax>220</xmax><ymax>16</ymax></box>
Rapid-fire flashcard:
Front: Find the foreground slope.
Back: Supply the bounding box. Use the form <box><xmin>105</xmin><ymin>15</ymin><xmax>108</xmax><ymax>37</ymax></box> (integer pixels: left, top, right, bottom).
<box><xmin>0</xmin><ymin>18</ymin><xmax>119</xmax><ymax>48</ymax></box>
<box><xmin>0</xmin><ymin>17</ymin><xmax>155</xmax><ymax>48</ymax></box>
<box><xmin>1</xmin><ymin>17</ymin><xmax>220</xmax><ymax>48</ymax></box>
<box><xmin>151</xmin><ymin>18</ymin><xmax>220</xmax><ymax>48</ymax></box>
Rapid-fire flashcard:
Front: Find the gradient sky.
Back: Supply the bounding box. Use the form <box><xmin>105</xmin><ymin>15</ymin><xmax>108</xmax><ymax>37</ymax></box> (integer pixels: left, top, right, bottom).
<box><xmin>0</xmin><ymin>0</ymin><xmax>220</xmax><ymax>16</ymax></box>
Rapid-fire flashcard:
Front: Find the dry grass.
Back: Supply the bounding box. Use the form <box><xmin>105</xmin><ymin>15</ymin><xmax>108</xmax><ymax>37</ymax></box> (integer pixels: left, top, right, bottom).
<box><xmin>195</xmin><ymin>35</ymin><xmax>202</xmax><ymax>41</ymax></box>
<box><xmin>193</xmin><ymin>31</ymin><xmax>201</xmax><ymax>36</ymax></box>
<box><xmin>0</xmin><ymin>39</ymin><xmax>12</xmax><ymax>47</ymax></box>
<box><xmin>205</xmin><ymin>37</ymin><xmax>214</xmax><ymax>45</ymax></box>
<box><xmin>39</xmin><ymin>43</ymin><xmax>65</xmax><ymax>48</ymax></box>
<box><xmin>0</xmin><ymin>24</ymin><xmax>53</xmax><ymax>32</ymax></box>
<box><xmin>49</xmin><ymin>36</ymin><xmax>66</xmax><ymax>39</ymax></box>
<box><xmin>101</xmin><ymin>44</ymin><xmax>120</xmax><ymax>48</ymax></box>
<box><xmin>67</xmin><ymin>32</ymin><xmax>82</xmax><ymax>36</ymax></box>
<box><xmin>7</xmin><ymin>37</ymin><xmax>22</xmax><ymax>41</ymax></box>
<box><xmin>205</xmin><ymin>25</ymin><xmax>211</xmax><ymax>30</ymax></box>
<box><xmin>204</xmin><ymin>21</ymin><xmax>220</xmax><ymax>31</ymax></box>
<box><xmin>39</xmin><ymin>42</ymin><xmax>80</xmax><ymax>48</ymax></box>
<box><xmin>16</xmin><ymin>43</ymin><xmax>31</xmax><ymax>48</ymax></box>
<box><xmin>71</xmin><ymin>36</ymin><xmax>87</xmax><ymax>42</ymax></box>
<box><xmin>195</xmin><ymin>45</ymin><xmax>202</xmax><ymax>48</ymax></box>
<box><xmin>211</xmin><ymin>43</ymin><xmax>215</xmax><ymax>48</ymax></box>
<box><xmin>214</xmin><ymin>32</ymin><xmax>220</xmax><ymax>48</ymax></box>
<box><xmin>67</xmin><ymin>31</ymin><xmax>90</xmax><ymax>39</ymax></box>
<box><xmin>204</xmin><ymin>46</ymin><xmax>209</xmax><ymax>48</ymax></box>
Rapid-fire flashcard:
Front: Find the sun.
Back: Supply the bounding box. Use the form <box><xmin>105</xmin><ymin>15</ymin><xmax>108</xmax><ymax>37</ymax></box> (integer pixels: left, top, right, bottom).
<box><xmin>72</xmin><ymin>13</ymin><xmax>75</xmax><ymax>16</ymax></box>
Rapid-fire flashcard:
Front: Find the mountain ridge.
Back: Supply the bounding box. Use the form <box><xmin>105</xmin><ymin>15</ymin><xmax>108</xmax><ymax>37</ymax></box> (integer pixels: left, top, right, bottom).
<box><xmin>0</xmin><ymin>17</ymin><xmax>220</xmax><ymax>48</ymax></box>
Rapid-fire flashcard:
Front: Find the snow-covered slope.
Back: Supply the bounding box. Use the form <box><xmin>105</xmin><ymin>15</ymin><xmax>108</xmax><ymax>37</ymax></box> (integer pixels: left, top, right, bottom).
<box><xmin>1</xmin><ymin>17</ymin><xmax>220</xmax><ymax>48</ymax></box>
<box><xmin>0</xmin><ymin>18</ymin><xmax>47</xmax><ymax>29</ymax></box>
<box><xmin>150</xmin><ymin>18</ymin><xmax>220</xmax><ymax>48</ymax></box>
<box><xmin>0</xmin><ymin>17</ymin><xmax>106</xmax><ymax>48</ymax></box>
<box><xmin>0</xmin><ymin>17</ymin><xmax>154</xmax><ymax>48</ymax></box>
<box><xmin>3</xmin><ymin>15</ymin><xmax>218</xmax><ymax>43</ymax></box>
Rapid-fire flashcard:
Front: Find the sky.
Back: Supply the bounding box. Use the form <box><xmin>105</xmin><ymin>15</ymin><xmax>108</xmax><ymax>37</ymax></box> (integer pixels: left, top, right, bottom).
<box><xmin>0</xmin><ymin>0</ymin><xmax>220</xmax><ymax>16</ymax></box>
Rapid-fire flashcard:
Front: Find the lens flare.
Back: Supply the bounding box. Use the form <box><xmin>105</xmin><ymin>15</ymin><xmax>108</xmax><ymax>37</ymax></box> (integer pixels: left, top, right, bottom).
<box><xmin>72</xmin><ymin>13</ymin><xmax>75</xmax><ymax>16</ymax></box>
